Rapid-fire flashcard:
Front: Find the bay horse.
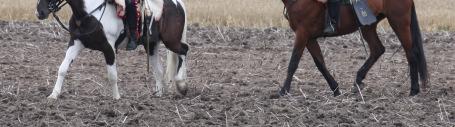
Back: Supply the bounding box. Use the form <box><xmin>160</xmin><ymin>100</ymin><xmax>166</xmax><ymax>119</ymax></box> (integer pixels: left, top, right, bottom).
<box><xmin>36</xmin><ymin>0</ymin><xmax>189</xmax><ymax>99</ymax></box>
<box><xmin>279</xmin><ymin>0</ymin><xmax>428</xmax><ymax>96</ymax></box>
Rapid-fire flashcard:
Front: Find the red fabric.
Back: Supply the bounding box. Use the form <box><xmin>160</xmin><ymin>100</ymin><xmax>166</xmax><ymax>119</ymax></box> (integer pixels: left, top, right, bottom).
<box><xmin>134</xmin><ymin>0</ymin><xmax>141</xmax><ymax>38</ymax></box>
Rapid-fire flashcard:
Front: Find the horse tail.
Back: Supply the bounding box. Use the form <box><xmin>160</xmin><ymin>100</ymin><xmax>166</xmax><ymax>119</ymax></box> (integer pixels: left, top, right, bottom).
<box><xmin>410</xmin><ymin>3</ymin><xmax>429</xmax><ymax>87</ymax></box>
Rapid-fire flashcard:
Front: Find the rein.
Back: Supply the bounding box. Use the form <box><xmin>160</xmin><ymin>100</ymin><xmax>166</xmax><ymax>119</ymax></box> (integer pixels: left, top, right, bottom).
<box><xmin>50</xmin><ymin>0</ymin><xmax>107</xmax><ymax>34</ymax></box>
<box><xmin>50</xmin><ymin>0</ymin><xmax>70</xmax><ymax>31</ymax></box>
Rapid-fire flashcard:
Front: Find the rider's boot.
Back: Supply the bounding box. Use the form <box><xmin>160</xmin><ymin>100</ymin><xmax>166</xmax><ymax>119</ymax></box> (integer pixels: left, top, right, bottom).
<box><xmin>323</xmin><ymin>0</ymin><xmax>340</xmax><ymax>35</ymax></box>
<box><xmin>323</xmin><ymin>9</ymin><xmax>336</xmax><ymax>34</ymax></box>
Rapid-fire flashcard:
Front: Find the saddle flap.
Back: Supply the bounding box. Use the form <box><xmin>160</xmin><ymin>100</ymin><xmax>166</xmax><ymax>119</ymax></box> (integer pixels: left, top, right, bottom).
<box><xmin>352</xmin><ymin>0</ymin><xmax>377</xmax><ymax>25</ymax></box>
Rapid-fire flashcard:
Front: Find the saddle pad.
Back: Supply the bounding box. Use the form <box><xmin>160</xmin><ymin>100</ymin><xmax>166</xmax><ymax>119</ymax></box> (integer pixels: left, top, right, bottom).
<box><xmin>352</xmin><ymin>0</ymin><xmax>377</xmax><ymax>25</ymax></box>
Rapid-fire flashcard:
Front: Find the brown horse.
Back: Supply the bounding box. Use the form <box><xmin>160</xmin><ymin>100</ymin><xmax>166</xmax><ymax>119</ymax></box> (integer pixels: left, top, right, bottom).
<box><xmin>279</xmin><ymin>0</ymin><xmax>428</xmax><ymax>96</ymax></box>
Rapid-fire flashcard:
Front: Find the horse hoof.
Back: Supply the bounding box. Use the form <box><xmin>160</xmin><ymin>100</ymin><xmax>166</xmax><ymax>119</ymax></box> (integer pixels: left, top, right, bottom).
<box><xmin>278</xmin><ymin>89</ymin><xmax>288</xmax><ymax>96</ymax></box>
<box><xmin>47</xmin><ymin>94</ymin><xmax>58</xmax><ymax>100</ymax></box>
<box><xmin>154</xmin><ymin>91</ymin><xmax>163</xmax><ymax>97</ymax></box>
<box><xmin>333</xmin><ymin>90</ymin><xmax>341</xmax><ymax>97</ymax></box>
<box><xmin>176</xmin><ymin>80</ymin><xmax>187</xmax><ymax>96</ymax></box>
<box><xmin>421</xmin><ymin>82</ymin><xmax>429</xmax><ymax>93</ymax></box>
<box><xmin>410</xmin><ymin>89</ymin><xmax>420</xmax><ymax>96</ymax></box>
<box><xmin>113</xmin><ymin>95</ymin><xmax>120</xmax><ymax>100</ymax></box>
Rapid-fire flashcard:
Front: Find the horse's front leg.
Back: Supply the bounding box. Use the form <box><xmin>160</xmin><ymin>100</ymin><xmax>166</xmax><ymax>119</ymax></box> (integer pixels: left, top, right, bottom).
<box><xmin>307</xmin><ymin>39</ymin><xmax>341</xmax><ymax>96</ymax></box>
<box><xmin>279</xmin><ymin>29</ymin><xmax>309</xmax><ymax>96</ymax></box>
<box><xmin>48</xmin><ymin>40</ymin><xmax>84</xmax><ymax>99</ymax></box>
<box><xmin>103</xmin><ymin>45</ymin><xmax>120</xmax><ymax>99</ymax></box>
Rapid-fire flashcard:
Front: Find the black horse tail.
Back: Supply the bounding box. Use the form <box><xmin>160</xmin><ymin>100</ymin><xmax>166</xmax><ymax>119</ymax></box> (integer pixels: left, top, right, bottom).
<box><xmin>410</xmin><ymin>3</ymin><xmax>429</xmax><ymax>87</ymax></box>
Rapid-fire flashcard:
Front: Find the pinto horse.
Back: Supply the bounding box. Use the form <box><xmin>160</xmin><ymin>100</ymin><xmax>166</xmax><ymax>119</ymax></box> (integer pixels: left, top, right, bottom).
<box><xmin>36</xmin><ymin>0</ymin><xmax>189</xmax><ymax>99</ymax></box>
<box><xmin>279</xmin><ymin>0</ymin><xmax>428</xmax><ymax>96</ymax></box>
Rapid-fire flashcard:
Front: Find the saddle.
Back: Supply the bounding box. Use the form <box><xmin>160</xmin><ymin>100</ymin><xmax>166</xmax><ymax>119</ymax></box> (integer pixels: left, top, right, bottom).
<box><xmin>350</xmin><ymin>0</ymin><xmax>377</xmax><ymax>25</ymax></box>
<box><xmin>325</xmin><ymin>0</ymin><xmax>377</xmax><ymax>34</ymax></box>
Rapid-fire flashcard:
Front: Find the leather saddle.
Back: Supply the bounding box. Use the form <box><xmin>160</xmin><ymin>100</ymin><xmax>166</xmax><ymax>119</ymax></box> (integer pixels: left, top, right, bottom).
<box><xmin>350</xmin><ymin>0</ymin><xmax>377</xmax><ymax>25</ymax></box>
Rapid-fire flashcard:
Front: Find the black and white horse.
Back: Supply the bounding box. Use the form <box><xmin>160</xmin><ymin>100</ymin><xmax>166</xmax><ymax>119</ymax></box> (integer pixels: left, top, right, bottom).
<box><xmin>36</xmin><ymin>0</ymin><xmax>189</xmax><ymax>99</ymax></box>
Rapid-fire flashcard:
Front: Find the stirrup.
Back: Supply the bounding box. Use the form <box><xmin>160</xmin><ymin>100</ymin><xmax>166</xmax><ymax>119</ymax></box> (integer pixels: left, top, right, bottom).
<box><xmin>323</xmin><ymin>22</ymin><xmax>336</xmax><ymax>35</ymax></box>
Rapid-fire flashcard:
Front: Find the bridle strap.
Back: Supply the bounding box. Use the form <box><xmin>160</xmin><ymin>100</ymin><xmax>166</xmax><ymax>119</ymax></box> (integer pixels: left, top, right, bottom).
<box><xmin>52</xmin><ymin>12</ymin><xmax>70</xmax><ymax>32</ymax></box>
<box><xmin>49</xmin><ymin>0</ymin><xmax>67</xmax><ymax>12</ymax></box>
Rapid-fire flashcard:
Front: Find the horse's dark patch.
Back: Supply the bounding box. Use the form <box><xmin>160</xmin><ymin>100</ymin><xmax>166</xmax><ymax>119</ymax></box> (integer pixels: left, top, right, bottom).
<box><xmin>177</xmin><ymin>55</ymin><xmax>183</xmax><ymax>73</ymax></box>
<box><xmin>66</xmin><ymin>0</ymin><xmax>88</xmax><ymax>19</ymax></box>
<box><xmin>177</xmin><ymin>43</ymin><xmax>189</xmax><ymax>55</ymax></box>
<box><xmin>68</xmin><ymin>40</ymin><xmax>75</xmax><ymax>47</ymax></box>
<box><xmin>159</xmin><ymin>0</ymin><xmax>186</xmax><ymax>55</ymax></box>
<box><xmin>66</xmin><ymin>0</ymin><xmax>115</xmax><ymax>65</ymax></box>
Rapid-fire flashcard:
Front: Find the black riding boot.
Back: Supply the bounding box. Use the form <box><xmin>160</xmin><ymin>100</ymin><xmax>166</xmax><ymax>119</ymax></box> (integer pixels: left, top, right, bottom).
<box><xmin>323</xmin><ymin>0</ymin><xmax>340</xmax><ymax>35</ymax></box>
<box><xmin>125</xmin><ymin>0</ymin><xmax>137</xmax><ymax>51</ymax></box>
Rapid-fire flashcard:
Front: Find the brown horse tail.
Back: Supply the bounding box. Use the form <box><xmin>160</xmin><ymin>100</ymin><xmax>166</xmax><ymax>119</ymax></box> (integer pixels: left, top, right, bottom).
<box><xmin>410</xmin><ymin>3</ymin><xmax>429</xmax><ymax>86</ymax></box>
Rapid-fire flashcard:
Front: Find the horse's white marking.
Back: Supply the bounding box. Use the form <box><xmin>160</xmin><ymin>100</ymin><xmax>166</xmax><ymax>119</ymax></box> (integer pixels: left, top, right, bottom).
<box><xmin>146</xmin><ymin>0</ymin><xmax>164</xmax><ymax>20</ymax></box>
<box><xmin>107</xmin><ymin>64</ymin><xmax>120</xmax><ymax>99</ymax></box>
<box><xmin>166</xmin><ymin>51</ymin><xmax>178</xmax><ymax>84</ymax></box>
<box><xmin>86</xmin><ymin>0</ymin><xmax>125</xmax><ymax>45</ymax></box>
<box><xmin>48</xmin><ymin>40</ymin><xmax>84</xmax><ymax>99</ymax></box>
<box><xmin>150</xmin><ymin>43</ymin><xmax>165</xmax><ymax>96</ymax></box>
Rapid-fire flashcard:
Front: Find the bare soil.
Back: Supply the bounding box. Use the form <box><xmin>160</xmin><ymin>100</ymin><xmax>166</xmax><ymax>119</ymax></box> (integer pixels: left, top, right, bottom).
<box><xmin>0</xmin><ymin>21</ymin><xmax>454</xmax><ymax>126</ymax></box>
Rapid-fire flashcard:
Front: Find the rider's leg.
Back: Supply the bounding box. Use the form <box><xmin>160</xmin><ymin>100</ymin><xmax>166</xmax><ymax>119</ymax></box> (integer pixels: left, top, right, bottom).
<box><xmin>126</xmin><ymin>0</ymin><xmax>138</xmax><ymax>50</ymax></box>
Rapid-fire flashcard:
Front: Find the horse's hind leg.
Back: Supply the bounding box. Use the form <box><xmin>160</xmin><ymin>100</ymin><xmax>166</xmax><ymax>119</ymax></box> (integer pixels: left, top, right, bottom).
<box><xmin>388</xmin><ymin>12</ymin><xmax>420</xmax><ymax>96</ymax></box>
<box><xmin>48</xmin><ymin>40</ymin><xmax>83</xmax><ymax>99</ymax></box>
<box><xmin>307</xmin><ymin>39</ymin><xmax>341</xmax><ymax>96</ymax></box>
<box><xmin>175</xmin><ymin>44</ymin><xmax>189</xmax><ymax>96</ymax></box>
<box><xmin>354</xmin><ymin>24</ymin><xmax>385</xmax><ymax>91</ymax></box>
<box><xmin>148</xmin><ymin>41</ymin><xmax>165</xmax><ymax>96</ymax></box>
<box><xmin>164</xmin><ymin>43</ymin><xmax>189</xmax><ymax>95</ymax></box>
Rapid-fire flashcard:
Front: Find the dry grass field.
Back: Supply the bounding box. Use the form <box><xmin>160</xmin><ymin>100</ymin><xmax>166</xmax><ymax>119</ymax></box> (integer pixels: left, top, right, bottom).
<box><xmin>1</xmin><ymin>0</ymin><xmax>453</xmax><ymax>31</ymax></box>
